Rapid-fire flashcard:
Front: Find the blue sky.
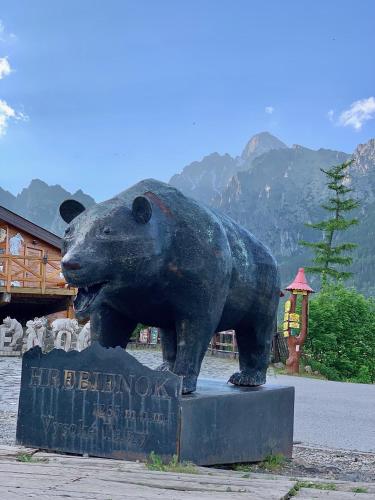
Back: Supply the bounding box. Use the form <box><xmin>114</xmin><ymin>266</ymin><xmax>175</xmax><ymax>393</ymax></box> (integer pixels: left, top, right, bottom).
<box><xmin>0</xmin><ymin>0</ymin><xmax>374</xmax><ymax>201</ymax></box>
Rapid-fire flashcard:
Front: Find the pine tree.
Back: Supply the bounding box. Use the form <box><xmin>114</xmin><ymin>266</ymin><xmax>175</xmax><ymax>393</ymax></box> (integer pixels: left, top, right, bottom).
<box><xmin>300</xmin><ymin>160</ymin><xmax>359</xmax><ymax>285</ymax></box>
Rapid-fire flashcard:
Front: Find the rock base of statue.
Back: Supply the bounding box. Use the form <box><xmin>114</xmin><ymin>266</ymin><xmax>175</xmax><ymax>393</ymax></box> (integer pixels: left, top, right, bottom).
<box><xmin>16</xmin><ymin>343</ymin><xmax>294</xmax><ymax>465</ymax></box>
<box><xmin>178</xmin><ymin>380</ymin><xmax>294</xmax><ymax>465</ymax></box>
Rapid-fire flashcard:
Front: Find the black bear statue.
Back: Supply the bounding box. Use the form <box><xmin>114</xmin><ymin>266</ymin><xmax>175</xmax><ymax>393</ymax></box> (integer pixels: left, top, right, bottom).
<box><xmin>60</xmin><ymin>179</ymin><xmax>280</xmax><ymax>394</ymax></box>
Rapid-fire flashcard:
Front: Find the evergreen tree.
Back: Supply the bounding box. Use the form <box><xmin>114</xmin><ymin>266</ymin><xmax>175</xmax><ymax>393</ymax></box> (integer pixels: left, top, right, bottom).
<box><xmin>300</xmin><ymin>160</ymin><xmax>359</xmax><ymax>285</ymax></box>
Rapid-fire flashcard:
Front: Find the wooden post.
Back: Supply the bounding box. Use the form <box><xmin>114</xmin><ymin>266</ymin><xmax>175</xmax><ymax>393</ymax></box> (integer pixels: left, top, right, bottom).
<box><xmin>284</xmin><ymin>268</ymin><xmax>313</xmax><ymax>375</ymax></box>
<box><xmin>67</xmin><ymin>297</ymin><xmax>75</xmax><ymax>319</ymax></box>
<box><xmin>6</xmin><ymin>255</ymin><xmax>12</xmax><ymax>293</ymax></box>
<box><xmin>41</xmin><ymin>252</ymin><xmax>46</xmax><ymax>293</ymax></box>
<box><xmin>286</xmin><ymin>294</ymin><xmax>310</xmax><ymax>374</ymax></box>
<box><xmin>233</xmin><ymin>331</ymin><xmax>238</xmax><ymax>358</ymax></box>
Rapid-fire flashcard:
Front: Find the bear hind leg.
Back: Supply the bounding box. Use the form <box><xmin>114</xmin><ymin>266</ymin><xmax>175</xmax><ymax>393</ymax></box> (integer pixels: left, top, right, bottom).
<box><xmin>229</xmin><ymin>313</ymin><xmax>275</xmax><ymax>387</ymax></box>
<box><xmin>173</xmin><ymin>317</ymin><xmax>216</xmax><ymax>394</ymax></box>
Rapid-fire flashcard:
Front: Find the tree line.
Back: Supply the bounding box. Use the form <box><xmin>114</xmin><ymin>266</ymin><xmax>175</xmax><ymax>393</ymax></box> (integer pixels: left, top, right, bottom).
<box><xmin>298</xmin><ymin>160</ymin><xmax>374</xmax><ymax>383</ymax></box>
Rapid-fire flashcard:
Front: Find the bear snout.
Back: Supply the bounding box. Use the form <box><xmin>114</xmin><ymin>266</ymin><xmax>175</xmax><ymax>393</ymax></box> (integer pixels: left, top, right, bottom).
<box><xmin>61</xmin><ymin>255</ymin><xmax>82</xmax><ymax>271</ymax></box>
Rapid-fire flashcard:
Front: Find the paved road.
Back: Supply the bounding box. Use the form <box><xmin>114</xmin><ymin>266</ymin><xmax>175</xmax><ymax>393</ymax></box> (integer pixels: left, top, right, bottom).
<box><xmin>268</xmin><ymin>371</ymin><xmax>375</xmax><ymax>453</ymax></box>
<box><xmin>1</xmin><ymin>351</ymin><xmax>374</xmax><ymax>452</ymax></box>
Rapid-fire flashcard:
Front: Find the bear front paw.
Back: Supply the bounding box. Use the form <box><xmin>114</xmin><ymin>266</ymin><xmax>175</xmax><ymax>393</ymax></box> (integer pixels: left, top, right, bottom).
<box><xmin>181</xmin><ymin>375</ymin><xmax>197</xmax><ymax>394</ymax></box>
<box><xmin>228</xmin><ymin>370</ymin><xmax>266</xmax><ymax>387</ymax></box>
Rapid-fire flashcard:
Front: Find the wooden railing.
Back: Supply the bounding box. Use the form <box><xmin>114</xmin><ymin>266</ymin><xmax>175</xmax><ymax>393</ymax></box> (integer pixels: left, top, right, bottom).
<box><xmin>0</xmin><ymin>253</ymin><xmax>69</xmax><ymax>293</ymax></box>
<box><xmin>209</xmin><ymin>330</ymin><xmax>238</xmax><ymax>354</ymax></box>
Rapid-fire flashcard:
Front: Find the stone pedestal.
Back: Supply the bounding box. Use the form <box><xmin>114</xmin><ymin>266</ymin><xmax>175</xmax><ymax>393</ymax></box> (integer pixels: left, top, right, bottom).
<box><xmin>179</xmin><ymin>380</ymin><xmax>294</xmax><ymax>465</ymax></box>
<box><xmin>17</xmin><ymin>344</ymin><xmax>294</xmax><ymax>465</ymax></box>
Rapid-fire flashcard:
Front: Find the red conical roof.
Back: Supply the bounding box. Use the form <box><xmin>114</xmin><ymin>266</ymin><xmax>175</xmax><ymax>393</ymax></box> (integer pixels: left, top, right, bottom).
<box><xmin>285</xmin><ymin>268</ymin><xmax>314</xmax><ymax>293</ymax></box>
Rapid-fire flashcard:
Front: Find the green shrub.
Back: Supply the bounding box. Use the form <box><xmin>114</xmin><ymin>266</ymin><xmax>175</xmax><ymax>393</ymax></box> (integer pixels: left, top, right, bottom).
<box><xmin>304</xmin><ymin>284</ymin><xmax>375</xmax><ymax>383</ymax></box>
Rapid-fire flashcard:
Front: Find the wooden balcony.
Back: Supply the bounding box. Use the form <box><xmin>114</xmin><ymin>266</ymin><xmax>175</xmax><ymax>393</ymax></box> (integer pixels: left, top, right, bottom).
<box><xmin>0</xmin><ymin>254</ymin><xmax>76</xmax><ymax>321</ymax></box>
<box><xmin>0</xmin><ymin>253</ymin><xmax>76</xmax><ymax>295</ymax></box>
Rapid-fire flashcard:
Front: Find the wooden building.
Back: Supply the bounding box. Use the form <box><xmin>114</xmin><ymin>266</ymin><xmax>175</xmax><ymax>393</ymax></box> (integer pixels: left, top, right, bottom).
<box><xmin>0</xmin><ymin>206</ymin><xmax>75</xmax><ymax>323</ymax></box>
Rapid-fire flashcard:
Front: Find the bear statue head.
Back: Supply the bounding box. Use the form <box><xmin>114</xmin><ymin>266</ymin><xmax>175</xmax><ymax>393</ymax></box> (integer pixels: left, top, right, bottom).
<box><xmin>59</xmin><ymin>194</ymin><xmax>165</xmax><ymax>318</ymax></box>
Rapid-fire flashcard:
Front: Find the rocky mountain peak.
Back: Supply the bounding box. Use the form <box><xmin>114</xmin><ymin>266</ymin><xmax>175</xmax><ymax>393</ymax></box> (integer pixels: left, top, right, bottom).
<box><xmin>349</xmin><ymin>138</ymin><xmax>375</xmax><ymax>198</ymax></box>
<box><xmin>19</xmin><ymin>179</ymin><xmax>68</xmax><ymax>198</ymax></box>
<box><xmin>353</xmin><ymin>138</ymin><xmax>375</xmax><ymax>168</ymax></box>
<box><xmin>28</xmin><ymin>178</ymin><xmax>49</xmax><ymax>188</ymax></box>
<box><xmin>241</xmin><ymin>132</ymin><xmax>287</xmax><ymax>161</ymax></box>
<box><xmin>0</xmin><ymin>179</ymin><xmax>95</xmax><ymax>236</ymax></box>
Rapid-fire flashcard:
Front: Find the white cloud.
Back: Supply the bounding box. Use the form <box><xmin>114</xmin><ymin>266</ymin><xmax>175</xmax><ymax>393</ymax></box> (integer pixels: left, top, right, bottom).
<box><xmin>0</xmin><ymin>23</ymin><xmax>24</xmax><ymax>136</ymax></box>
<box><xmin>338</xmin><ymin>97</ymin><xmax>375</xmax><ymax>130</ymax></box>
<box><xmin>327</xmin><ymin>109</ymin><xmax>334</xmax><ymax>122</ymax></box>
<box><xmin>265</xmin><ymin>106</ymin><xmax>274</xmax><ymax>115</ymax></box>
<box><xmin>0</xmin><ymin>99</ymin><xmax>27</xmax><ymax>136</ymax></box>
<box><xmin>0</xmin><ymin>57</ymin><xmax>11</xmax><ymax>79</ymax></box>
<box><xmin>0</xmin><ymin>20</ymin><xmax>5</xmax><ymax>38</ymax></box>
<box><xmin>0</xmin><ymin>20</ymin><xmax>16</xmax><ymax>43</ymax></box>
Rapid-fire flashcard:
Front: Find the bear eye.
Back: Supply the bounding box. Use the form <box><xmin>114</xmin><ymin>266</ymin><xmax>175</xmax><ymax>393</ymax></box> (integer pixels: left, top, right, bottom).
<box><xmin>103</xmin><ymin>226</ymin><xmax>111</xmax><ymax>235</ymax></box>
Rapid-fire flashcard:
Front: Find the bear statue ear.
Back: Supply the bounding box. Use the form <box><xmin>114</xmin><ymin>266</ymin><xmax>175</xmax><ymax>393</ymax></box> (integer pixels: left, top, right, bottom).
<box><xmin>59</xmin><ymin>199</ymin><xmax>86</xmax><ymax>223</ymax></box>
<box><xmin>132</xmin><ymin>196</ymin><xmax>152</xmax><ymax>224</ymax></box>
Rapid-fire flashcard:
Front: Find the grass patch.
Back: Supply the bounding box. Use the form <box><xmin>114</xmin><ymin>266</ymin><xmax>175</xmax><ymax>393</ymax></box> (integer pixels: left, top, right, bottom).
<box><xmin>352</xmin><ymin>487</ymin><xmax>368</xmax><ymax>493</ymax></box>
<box><xmin>259</xmin><ymin>453</ymin><xmax>286</xmax><ymax>471</ymax></box>
<box><xmin>232</xmin><ymin>453</ymin><xmax>286</xmax><ymax>474</ymax></box>
<box><xmin>146</xmin><ymin>452</ymin><xmax>198</xmax><ymax>474</ymax></box>
<box><xmin>285</xmin><ymin>480</ymin><xmax>337</xmax><ymax>498</ymax></box>
<box><xmin>297</xmin><ymin>481</ymin><xmax>337</xmax><ymax>490</ymax></box>
<box><xmin>270</xmin><ymin>364</ymin><xmax>326</xmax><ymax>380</ymax></box>
<box><xmin>286</xmin><ymin>486</ymin><xmax>299</xmax><ymax>497</ymax></box>
<box><xmin>16</xmin><ymin>452</ymin><xmax>48</xmax><ymax>464</ymax></box>
<box><xmin>233</xmin><ymin>463</ymin><xmax>254</xmax><ymax>472</ymax></box>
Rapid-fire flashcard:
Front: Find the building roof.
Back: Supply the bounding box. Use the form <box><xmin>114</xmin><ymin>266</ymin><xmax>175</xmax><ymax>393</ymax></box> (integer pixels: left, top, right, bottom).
<box><xmin>285</xmin><ymin>267</ymin><xmax>314</xmax><ymax>293</ymax></box>
<box><xmin>0</xmin><ymin>205</ymin><xmax>62</xmax><ymax>249</ymax></box>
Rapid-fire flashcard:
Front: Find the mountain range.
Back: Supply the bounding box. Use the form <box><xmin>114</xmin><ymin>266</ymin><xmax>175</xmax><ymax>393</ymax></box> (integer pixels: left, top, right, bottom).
<box><xmin>170</xmin><ymin>132</ymin><xmax>289</xmax><ymax>202</ymax></box>
<box><xmin>170</xmin><ymin>132</ymin><xmax>375</xmax><ymax>293</ymax></box>
<box><xmin>0</xmin><ymin>179</ymin><xmax>95</xmax><ymax>236</ymax></box>
<box><xmin>1</xmin><ymin>132</ymin><xmax>375</xmax><ymax>294</ymax></box>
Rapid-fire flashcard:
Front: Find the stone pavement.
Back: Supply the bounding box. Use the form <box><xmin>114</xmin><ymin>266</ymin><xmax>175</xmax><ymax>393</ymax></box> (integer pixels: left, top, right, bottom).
<box><xmin>0</xmin><ymin>446</ymin><xmax>374</xmax><ymax>500</ymax></box>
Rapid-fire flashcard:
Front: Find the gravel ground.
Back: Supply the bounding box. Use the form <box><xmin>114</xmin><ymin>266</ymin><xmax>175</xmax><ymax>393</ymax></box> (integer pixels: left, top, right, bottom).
<box><xmin>255</xmin><ymin>445</ymin><xmax>375</xmax><ymax>483</ymax></box>
<box><xmin>1</xmin><ymin>349</ymin><xmax>374</xmax><ymax>483</ymax></box>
